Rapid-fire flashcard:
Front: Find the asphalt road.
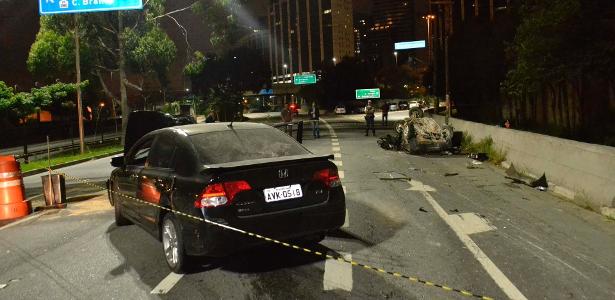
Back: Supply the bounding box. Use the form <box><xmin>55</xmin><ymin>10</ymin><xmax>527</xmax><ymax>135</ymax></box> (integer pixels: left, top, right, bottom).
<box><xmin>1</xmin><ymin>117</ymin><xmax>615</xmax><ymax>299</ymax></box>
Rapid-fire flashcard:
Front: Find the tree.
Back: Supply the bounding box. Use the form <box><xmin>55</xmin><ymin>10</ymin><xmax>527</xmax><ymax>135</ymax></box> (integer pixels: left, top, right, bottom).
<box><xmin>0</xmin><ymin>80</ymin><xmax>87</xmax><ymax>124</ymax></box>
<box><xmin>185</xmin><ymin>47</ymin><xmax>271</xmax><ymax>120</ymax></box>
<box><xmin>26</xmin><ymin>1</ymin><xmax>178</xmax><ymax>138</ymax></box>
<box><xmin>503</xmin><ymin>0</ymin><xmax>615</xmax><ymax>141</ymax></box>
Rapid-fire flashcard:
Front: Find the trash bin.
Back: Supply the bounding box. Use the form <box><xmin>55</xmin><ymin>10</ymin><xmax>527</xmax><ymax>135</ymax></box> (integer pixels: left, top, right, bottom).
<box><xmin>41</xmin><ymin>174</ymin><xmax>67</xmax><ymax>208</ymax></box>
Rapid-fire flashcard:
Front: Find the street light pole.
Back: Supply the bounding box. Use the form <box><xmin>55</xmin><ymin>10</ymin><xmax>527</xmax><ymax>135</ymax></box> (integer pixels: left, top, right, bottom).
<box><xmin>445</xmin><ymin>35</ymin><xmax>451</xmax><ymax>125</ymax></box>
<box><xmin>393</xmin><ymin>51</ymin><xmax>398</xmax><ymax>65</ymax></box>
<box><xmin>74</xmin><ymin>14</ymin><xmax>85</xmax><ymax>154</ymax></box>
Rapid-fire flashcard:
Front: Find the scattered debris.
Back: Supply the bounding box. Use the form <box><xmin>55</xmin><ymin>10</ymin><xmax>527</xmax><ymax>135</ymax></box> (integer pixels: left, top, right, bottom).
<box><xmin>471</xmin><ymin>160</ymin><xmax>483</xmax><ymax>165</ymax></box>
<box><xmin>468</xmin><ymin>153</ymin><xmax>488</xmax><ymax>161</ymax></box>
<box><xmin>442</xmin><ymin>150</ymin><xmax>453</xmax><ymax>156</ymax></box>
<box><xmin>374</xmin><ymin>171</ymin><xmax>409</xmax><ymax>181</ymax></box>
<box><xmin>419</xmin><ymin>207</ymin><xmax>429</xmax><ymax>213</ymax></box>
<box><xmin>444</xmin><ymin>172</ymin><xmax>459</xmax><ymax>177</ymax></box>
<box><xmin>0</xmin><ymin>284</ymin><xmax>7</xmax><ymax>289</ymax></box>
<box><xmin>449</xmin><ymin>208</ymin><xmax>460</xmax><ymax>213</ymax></box>
<box><xmin>505</xmin><ymin>163</ymin><xmax>549</xmax><ymax>188</ymax></box>
<box><xmin>466</xmin><ymin>162</ymin><xmax>482</xmax><ymax>169</ymax></box>
<box><xmin>536</xmin><ymin>186</ymin><xmax>547</xmax><ymax>191</ymax></box>
<box><xmin>377</xmin><ymin>133</ymin><xmax>402</xmax><ymax>150</ymax></box>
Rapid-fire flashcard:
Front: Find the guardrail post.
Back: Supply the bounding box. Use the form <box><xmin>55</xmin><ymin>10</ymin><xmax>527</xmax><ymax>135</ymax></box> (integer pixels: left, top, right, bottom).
<box><xmin>297</xmin><ymin>121</ymin><xmax>304</xmax><ymax>143</ymax></box>
<box><xmin>23</xmin><ymin>144</ymin><xmax>29</xmax><ymax>164</ymax></box>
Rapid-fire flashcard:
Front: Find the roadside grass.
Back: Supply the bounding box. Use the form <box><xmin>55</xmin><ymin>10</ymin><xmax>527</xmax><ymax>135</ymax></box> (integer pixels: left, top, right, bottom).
<box><xmin>20</xmin><ymin>144</ymin><xmax>122</xmax><ymax>173</ymax></box>
<box><xmin>461</xmin><ymin>133</ymin><xmax>507</xmax><ymax>165</ymax></box>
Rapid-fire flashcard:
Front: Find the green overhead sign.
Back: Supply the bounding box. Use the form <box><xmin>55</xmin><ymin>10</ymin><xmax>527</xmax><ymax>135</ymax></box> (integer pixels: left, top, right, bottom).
<box><xmin>293</xmin><ymin>74</ymin><xmax>317</xmax><ymax>85</ymax></box>
<box><xmin>355</xmin><ymin>88</ymin><xmax>381</xmax><ymax>99</ymax></box>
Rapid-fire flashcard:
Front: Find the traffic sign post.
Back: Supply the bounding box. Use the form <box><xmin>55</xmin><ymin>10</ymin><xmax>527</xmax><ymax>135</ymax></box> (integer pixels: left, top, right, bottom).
<box><xmin>293</xmin><ymin>74</ymin><xmax>317</xmax><ymax>85</ymax></box>
<box><xmin>39</xmin><ymin>0</ymin><xmax>143</xmax><ymax>15</ymax></box>
<box><xmin>355</xmin><ymin>89</ymin><xmax>381</xmax><ymax>100</ymax></box>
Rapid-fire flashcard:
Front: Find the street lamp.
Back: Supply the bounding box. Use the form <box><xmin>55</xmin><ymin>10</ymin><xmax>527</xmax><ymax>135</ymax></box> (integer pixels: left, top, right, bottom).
<box><xmin>332</xmin><ymin>57</ymin><xmax>337</xmax><ymax>65</ymax></box>
<box><xmin>422</xmin><ymin>14</ymin><xmax>436</xmax><ymax>63</ymax></box>
<box><xmin>283</xmin><ymin>64</ymin><xmax>288</xmax><ymax>83</ymax></box>
<box><xmin>393</xmin><ymin>51</ymin><xmax>398</xmax><ymax>65</ymax></box>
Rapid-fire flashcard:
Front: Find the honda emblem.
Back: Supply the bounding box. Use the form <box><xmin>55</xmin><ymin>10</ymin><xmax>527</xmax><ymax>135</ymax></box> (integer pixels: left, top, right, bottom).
<box><xmin>278</xmin><ymin>169</ymin><xmax>289</xmax><ymax>179</ymax></box>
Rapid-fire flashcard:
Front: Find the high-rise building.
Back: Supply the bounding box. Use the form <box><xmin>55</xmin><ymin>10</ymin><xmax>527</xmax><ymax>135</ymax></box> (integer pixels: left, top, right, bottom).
<box><xmin>267</xmin><ymin>0</ymin><xmax>354</xmax><ymax>84</ymax></box>
<box><xmin>360</xmin><ymin>0</ymin><xmax>427</xmax><ymax>66</ymax></box>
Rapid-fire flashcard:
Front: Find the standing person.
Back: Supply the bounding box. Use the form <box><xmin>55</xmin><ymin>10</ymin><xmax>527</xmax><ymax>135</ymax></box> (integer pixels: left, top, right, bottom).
<box><xmin>281</xmin><ymin>103</ymin><xmax>293</xmax><ymax>123</ymax></box>
<box><xmin>381</xmin><ymin>100</ymin><xmax>389</xmax><ymax>126</ymax></box>
<box><xmin>364</xmin><ymin>100</ymin><xmax>376</xmax><ymax>136</ymax></box>
<box><xmin>309</xmin><ymin>102</ymin><xmax>320</xmax><ymax>138</ymax></box>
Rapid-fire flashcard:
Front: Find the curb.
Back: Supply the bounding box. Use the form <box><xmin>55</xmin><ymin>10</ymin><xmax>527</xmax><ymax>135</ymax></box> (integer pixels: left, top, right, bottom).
<box><xmin>21</xmin><ymin>150</ymin><xmax>122</xmax><ymax>177</ymax></box>
<box><xmin>501</xmin><ymin>160</ymin><xmax>615</xmax><ymax>219</ymax></box>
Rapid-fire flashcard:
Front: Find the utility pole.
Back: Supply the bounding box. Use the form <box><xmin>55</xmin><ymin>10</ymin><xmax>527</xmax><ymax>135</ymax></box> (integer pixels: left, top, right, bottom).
<box><xmin>445</xmin><ymin>35</ymin><xmax>451</xmax><ymax>125</ymax></box>
<box><xmin>74</xmin><ymin>14</ymin><xmax>85</xmax><ymax>154</ymax></box>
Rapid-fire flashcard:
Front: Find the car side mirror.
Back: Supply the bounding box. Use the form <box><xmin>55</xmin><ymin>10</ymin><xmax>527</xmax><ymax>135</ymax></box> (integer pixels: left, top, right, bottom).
<box><xmin>111</xmin><ymin>155</ymin><xmax>124</xmax><ymax>168</ymax></box>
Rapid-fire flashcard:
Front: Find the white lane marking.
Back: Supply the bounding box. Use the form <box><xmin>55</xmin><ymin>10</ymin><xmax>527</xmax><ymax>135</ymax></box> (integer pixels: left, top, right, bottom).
<box><xmin>449</xmin><ymin>213</ymin><xmax>497</xmax><ymax>235</ymax></box>
<box><xmin>405</xmin><ymin>179</ymin><xmax>436</xmax><ymax>192</ymax></box>
<box><xmin>332</xmin><ymin>146</ymin><xmax>341</xmax><ymax>152</ymax></box>
<box><xmin>151</xmin><ymin>272</ymin><xmax>184</xmax><ymax>294</ymax></box>
<box><xmin>323</xmin><ymin>252</ymin><xmax>353</xmax><ymax>291</ymax></box>
<box><xmin>408</xmin><ymin>179</ymin><xmax>528</xmax><ymax>300</ymax></box>
<box><xmin>332</xmin><ymin>142</ymin><xmax>340</xmax><ymax>146</ymax></box>
<box><xmin>334</xmin><ymin>153</ymin><xmax>342</xmax><ymax>159</ymax></box>
<box><xmin>333</xmin><ymin>160</ymin><xmax>343</xmax><ymax>167</ymax></box>
<box><xmin>331</xmin><ymin>139</ymin><xmax>339</xmax><ymax>142</ymax></box>
<box><xmin>342</xmin><ymin>208</ymin><xmax>350</xmax><ymax>228</ymax></box>
<box><xmin>338</xmin><ymin>171</ymin><xmax>345</xmax><ymax>179</ymax></box>
<box><xmin>343</xmin><ymin>186</ymin><xmax>347</xmax><ymax>193</ymax></box>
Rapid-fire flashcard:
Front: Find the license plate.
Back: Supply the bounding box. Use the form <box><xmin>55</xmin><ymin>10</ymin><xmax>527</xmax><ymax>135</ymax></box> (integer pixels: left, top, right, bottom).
<box><xmin>264</xmin><ymin>184</ymin><xmax>303</xmax><ymax>202</ymax></box>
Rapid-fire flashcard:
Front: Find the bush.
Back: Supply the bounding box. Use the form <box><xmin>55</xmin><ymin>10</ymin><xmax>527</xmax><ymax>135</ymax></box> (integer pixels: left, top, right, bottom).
<box><xmin>461</xmin><ymin>133</ymin><xmax>507</xmax><ymax>165</ymax></box>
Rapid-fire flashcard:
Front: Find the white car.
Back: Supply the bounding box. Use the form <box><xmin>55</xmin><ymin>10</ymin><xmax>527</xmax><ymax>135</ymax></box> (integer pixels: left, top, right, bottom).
<box><xmin>389</xmin><ymin>103</ymin><xmax>398</xmax><ymax>111</ymax></box>
<box><xmin>335</xmin><ymin>105</ymin><xmax>346</xmax><ymax>114</ymax></box>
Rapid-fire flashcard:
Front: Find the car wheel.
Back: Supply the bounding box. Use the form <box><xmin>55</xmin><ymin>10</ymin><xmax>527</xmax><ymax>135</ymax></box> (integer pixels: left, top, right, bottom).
<box><xmin>114</xmin><ymin>198</ymin><xmax>132</xmax><ymax>226</ymax></box>
<box><xmin>162</xmin><ymin>214</ymin><xmax>189</xmax><ymax>273</ymax></box>
<box><xmin>409</xmin><ymin>108</ymin><xmax>424</xmax><ymax>118</ymax></box>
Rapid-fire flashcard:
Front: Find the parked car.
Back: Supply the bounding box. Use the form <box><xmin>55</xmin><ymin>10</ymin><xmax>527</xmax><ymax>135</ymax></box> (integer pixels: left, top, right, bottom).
<box><xmin>289</xmin><ymin>103</ymin><xmax>300</xmax><ymax>116</ymax></box>
<box><xmin>389</xmin><ymin>103</ymin><xmax>399</xmax><ymax>111</ymax></box>
<box><xmin>335</xmin><ymin>105</ymin><xmax>346</xmax><ymax>114</ymax></box>
<box><xmin>108</xmin><ymin>112</ymin><xmax>346</xmax><ymax>273</ymax></box>
<box><xmin>398</xmin><ymin>101</ymin><xmax>409</xmax><ymax>110</ymax></box>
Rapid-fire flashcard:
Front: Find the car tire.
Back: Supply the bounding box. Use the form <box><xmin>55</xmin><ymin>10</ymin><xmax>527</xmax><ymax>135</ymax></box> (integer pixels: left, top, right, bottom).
<box><xmin>161</xmin><ymin>214</ymin><xmax>190</xmax><ymax>273</ymax></box>
<box><xmin>114</xmin><ymin>198</ymin><xmax>132</xmax><ymax>226</ymax></box>
<box><xmin>409</xmin><ymin>108</ymin><xmax>424</xmax><ymax>118</ymax></box>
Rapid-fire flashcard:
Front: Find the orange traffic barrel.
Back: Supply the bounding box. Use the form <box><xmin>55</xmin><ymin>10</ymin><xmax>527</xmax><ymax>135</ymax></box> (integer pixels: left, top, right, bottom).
<box><xmin>0</xmin><ymin>156</ymin><xmax>30</xmax><ymax>221</ymax></box>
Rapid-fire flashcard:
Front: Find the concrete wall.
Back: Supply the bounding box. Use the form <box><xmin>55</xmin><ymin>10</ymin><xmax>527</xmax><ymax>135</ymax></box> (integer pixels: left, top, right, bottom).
<box><xmin>432</xmin><ymin>115</ymin><xmax>615</xmax><ymax>209</ymax></box>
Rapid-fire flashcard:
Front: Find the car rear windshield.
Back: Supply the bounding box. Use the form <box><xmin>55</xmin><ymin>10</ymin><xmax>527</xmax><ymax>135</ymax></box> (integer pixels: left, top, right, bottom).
<box><xmin>190</xmin><ymin>128</ymin><xmax>310</xmax><ymax>164</ymax></box>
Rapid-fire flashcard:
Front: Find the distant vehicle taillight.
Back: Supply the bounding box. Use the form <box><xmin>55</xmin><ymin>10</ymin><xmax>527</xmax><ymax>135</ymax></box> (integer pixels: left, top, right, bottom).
<box><xmin>290</xmin><ymin>104</ymin><xmax>296</xmax><ymax>110</ymax></box>
<box><xmin>195</xmin><ymin>181</ymin><xmax>252</xmax><ymax>208</ymax></box>
<box><xmin>313</xmin><ymin>168</ymin><xmax>341</xmax><ymax>188</ymax></box>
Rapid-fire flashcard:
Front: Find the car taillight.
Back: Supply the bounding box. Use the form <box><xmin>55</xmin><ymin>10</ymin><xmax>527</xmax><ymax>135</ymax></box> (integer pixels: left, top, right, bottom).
<box><xmin>313</xmin><ymin>168</ymin><xmax>341</xmax><ymax>188</ymax></box>
<box><xmin>195</xmin><ymin>180</ymin><xmax>252</xmax><ymax>208</ymax></box>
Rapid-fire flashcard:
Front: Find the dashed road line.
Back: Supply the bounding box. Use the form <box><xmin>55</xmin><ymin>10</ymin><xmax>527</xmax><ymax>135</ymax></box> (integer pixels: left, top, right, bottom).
<box><xmin>334</xmin><ymin>153</ymin><xmax>342</xmax><ymax>159</ymax></box>
<box><xmin>338</xmin><ymin>171</ymin><xmax>345</xmax><ymax>179</ymax></box>
<box><xmin>324</xmin><ymin>252</ymin><xmax>353</xmax><ymax>291</ymax></box>
<box><xmin>151</xmin><ymin>272</ymin><xmax>184</xmax><ymax>294</ymax></box>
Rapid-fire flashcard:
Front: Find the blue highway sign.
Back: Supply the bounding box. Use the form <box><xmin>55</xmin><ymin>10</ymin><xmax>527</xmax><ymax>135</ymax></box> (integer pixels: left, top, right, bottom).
<box><xmin>39</xmin><ymin>0</ymin><xmax>143</xmax><ymax>15</ymax></box>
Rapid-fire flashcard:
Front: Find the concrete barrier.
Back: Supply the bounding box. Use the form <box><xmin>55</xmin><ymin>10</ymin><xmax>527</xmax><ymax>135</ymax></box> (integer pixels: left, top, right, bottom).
<box><xmin>432</xmin><ymin>115</ymin><xmax>615</xmax><ymax>210</ymax></box>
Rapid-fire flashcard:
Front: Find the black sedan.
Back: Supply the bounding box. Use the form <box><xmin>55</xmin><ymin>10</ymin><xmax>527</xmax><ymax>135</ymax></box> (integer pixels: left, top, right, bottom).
<box><xmin>108</xmin><ymin>122</ymin><xmax>346</xmax><ymax>273</ymax></box>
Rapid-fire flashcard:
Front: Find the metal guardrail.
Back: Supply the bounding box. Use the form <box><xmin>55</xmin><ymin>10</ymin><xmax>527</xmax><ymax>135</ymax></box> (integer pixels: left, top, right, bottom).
<box><xmin>14</xmin><ymin>136</ymin><xmax>121</xmax><ymax>163</ymax></box>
